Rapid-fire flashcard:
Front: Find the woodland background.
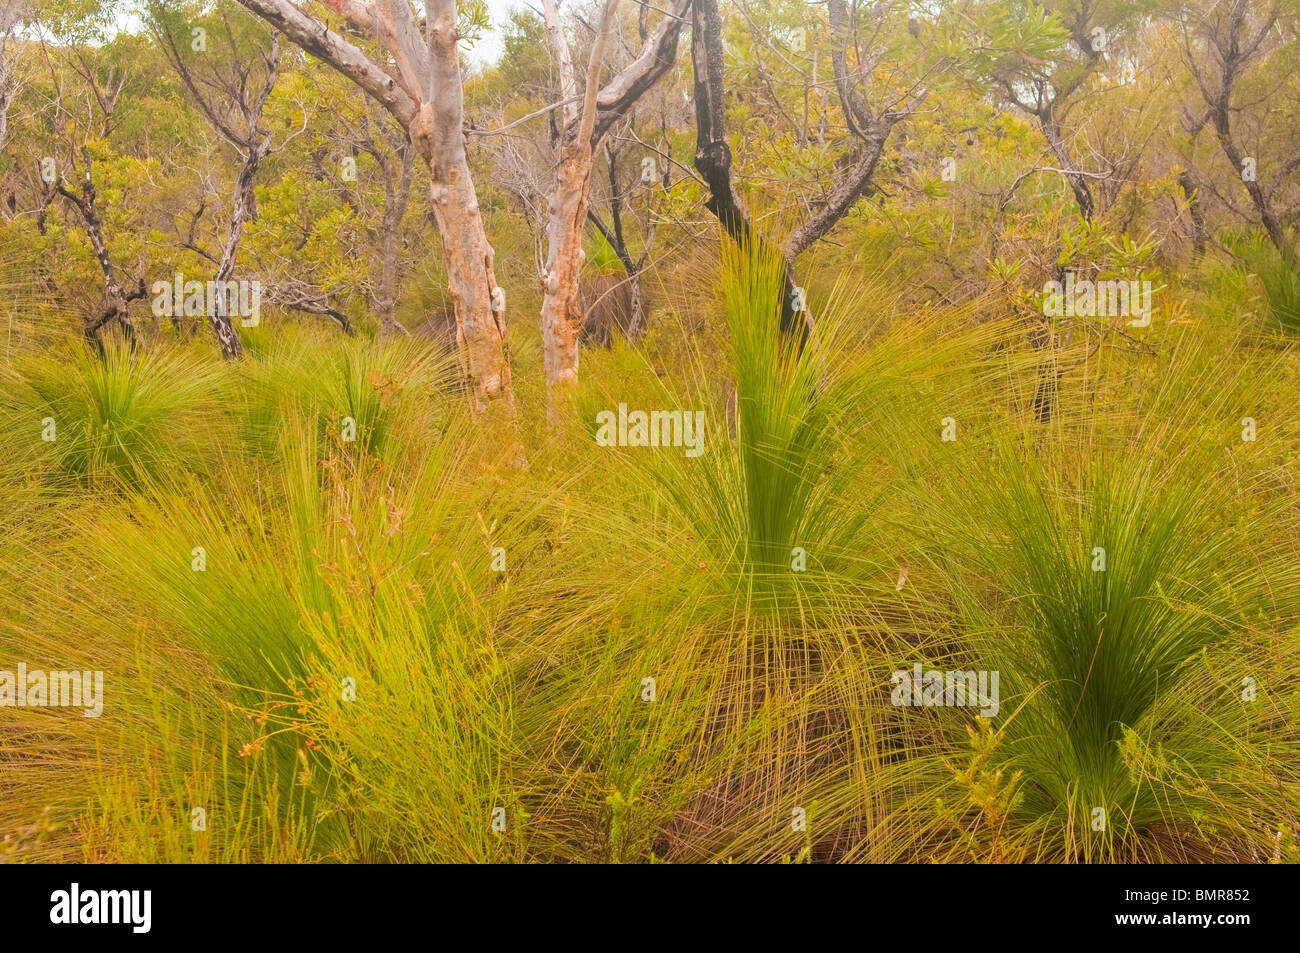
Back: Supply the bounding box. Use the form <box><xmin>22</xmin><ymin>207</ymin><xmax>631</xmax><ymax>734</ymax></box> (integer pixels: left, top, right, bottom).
<box><xmin>0</xmin><ymin>0</ymin><xmax>1298</xmax><ymax>864</ymax></box>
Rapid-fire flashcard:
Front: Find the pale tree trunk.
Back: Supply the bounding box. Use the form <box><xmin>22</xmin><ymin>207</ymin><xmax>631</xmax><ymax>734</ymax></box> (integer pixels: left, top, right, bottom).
<box><xmin>540</xmin><ymin>146</ymin><xmax>599</xmax><ymax>396</ymax></box>
<box><xmin>413</xmin><ymin>3</ymin><xmax>513</xmax><ymax>416</ymax></box>
<box><xmin>540</xmin><ymin>0</ymin><xmax>614</xmax><ymax>408</ymax></box>
<box><xmin>415</xmin><ymin>122</ymin><xmax>513</xmax><ymax>413</ymax></box>
<box><xmin>539</xmin><ymin>0</ymin><xmax>692</xmax><ymax>413</ymax></box>
<box><xmin>234</xmin><ymin>0</ymin><xmax>516</xmax><ymax>417</ymax></box>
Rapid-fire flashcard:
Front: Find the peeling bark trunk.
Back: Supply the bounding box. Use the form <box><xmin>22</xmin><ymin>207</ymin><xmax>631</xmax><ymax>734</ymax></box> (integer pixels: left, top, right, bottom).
<box><xmin>416</xmin><ymin>110</ymin><xmax>514</xmax><ymax>413</ymax></box>
<box><xmin>234</xmin><ymin>0</ymin><xmax>517</xmax><ymax>417</ymax></box>
<box><xmin>421</xmin><ymin>141</ymin><xmax>513</xmax><ymax>413</ymax></box>
<box><xmin>419</xmin><ymin>6</ymin><xmax>514</xmax><ymax>416</ymax></box>
<box><xmin>539</xmin><ymin>0</ymin><xmax>691</xmax><ymax>411</ymax></box>
<box><xmin>540</xmin><ymin>118</ymin><xmax>605</xmax><ymax>394</ymax></box>
<box><xmin>539</xmin><ymin>0</ymin><xmax>615</xmax><ymax>409</ymax></box>
<box><xmin>0</xmin><ymin>29</ymin><xmax>15</xmax><ymax>157</ymax></box>
<box><xmin>540</xmin><ymin>152</ymin><xmax>593</xmax><ymax>395</ymax></box>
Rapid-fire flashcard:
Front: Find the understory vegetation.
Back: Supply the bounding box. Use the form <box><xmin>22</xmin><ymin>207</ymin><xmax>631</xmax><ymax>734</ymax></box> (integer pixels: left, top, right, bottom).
<box><xmin>2</xmin><ymin>239</ymin><xmax>1297</xmax><ymax>863</ymax></box>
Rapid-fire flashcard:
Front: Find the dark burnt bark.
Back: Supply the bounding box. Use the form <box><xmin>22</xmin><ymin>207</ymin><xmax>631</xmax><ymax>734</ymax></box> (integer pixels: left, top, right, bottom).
<box><xmin>691</xmin><ymin>0</ymin><xmax>805</xmax><ymax>344</ymax></box>
<box><xmin>53</xmin><ymin>148</ymin><xmax>141</xmax><ymax>350</ymax></box>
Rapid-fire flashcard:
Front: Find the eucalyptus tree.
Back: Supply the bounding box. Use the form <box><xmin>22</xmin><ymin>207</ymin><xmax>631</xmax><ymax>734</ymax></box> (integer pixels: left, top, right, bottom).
<box><xmin>233</xmin><ymin>0</ymin><xmax>515</xmax><ymax>416</ymax></box>
<box><xmin>537</xmin><ymin>0</ymin><xmax>692</xmax><ymax>410</ymax></box>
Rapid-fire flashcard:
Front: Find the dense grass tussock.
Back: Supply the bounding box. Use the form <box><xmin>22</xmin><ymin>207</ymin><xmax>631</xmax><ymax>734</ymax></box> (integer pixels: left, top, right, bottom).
<box><xmin>1</xmin><ymin>245</ymin><xmax>1298</xmax><ymax>864</ymax></box>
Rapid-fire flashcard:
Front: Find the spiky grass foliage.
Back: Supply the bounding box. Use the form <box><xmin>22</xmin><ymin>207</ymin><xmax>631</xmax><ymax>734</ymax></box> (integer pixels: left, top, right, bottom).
<box><xmin>620</xmin><ymin>241</ymin><xmax>1013</xmax><ymax>613</ymax></box>
<box><xmin>1253</xmin><ymin>253</ymin><xmax>1300</xmax><ymax>334</ymax></box>
<box><xmin>910</xmin><ymin>339</ymin><xmax>1300</xmax><ymax>862</ymax></box>
<box><xmin>702</xmin><ymin>241</ymin><xmax>836</xmax><ymax>585</ymax></box>
<box><xmin>2</xmin><ymin>340</ymin><xmax>231</xmax><ymax>487</ymax></box>
<box><xmin>236</xmin><ymin>325</ymin><xmax>459</xmax><ymax>463</ymax></box>
<box><xmin>31</xmin><ymin>335</ymin><xmax>551</xmax><ymax>861</ymax></box>
<box><xmin>2</xmin><ymin>244</ymin><xmax>1298</xmax><ymax>865</ymax></box>
<box><xmin>0</xmin><ymin>481</ymin><xmax>280</xmax><ymax>861</ymax></box>
<box><xmin>80</xmin><ymin>672</ymin><xmax>322</xmax><ymax>863</ymax></box>
<box><xmin>0</xmin><ymin>339</ymin><xmax>236</xmax><ymax>858</ymax></box>
<box><xmin>238</xmin><ymin>410</ymin><xmax>554</xmax><ymax>862</ymax></box>
<box><xmin>289</xmin><ymin>557</ymin><xmax>524</xmax><ymax>863</ymax></box>
<box><xmin>504</xmin><ymin>242</ymin><xmax>1020</xmax><ymax>862</ymax></box>
<box><xmin>1224</xmin><ymin>233</ymin><xmax>1300</xmax><ymax>335</ymax></box>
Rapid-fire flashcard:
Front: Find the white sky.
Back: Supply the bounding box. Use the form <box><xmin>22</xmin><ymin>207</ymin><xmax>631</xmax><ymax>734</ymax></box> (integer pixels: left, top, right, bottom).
<box><xmin>474</xmin><ymin>0</ymin><xmax>527</xmax><ymax>66</ymax></box>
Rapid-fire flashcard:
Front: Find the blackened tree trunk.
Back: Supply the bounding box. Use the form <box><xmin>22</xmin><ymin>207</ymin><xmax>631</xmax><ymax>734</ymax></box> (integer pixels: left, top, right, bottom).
<box><xmin>53</xmin><ymin>148</ymin><xmax>141</xmax><ymax>350</ymax></box>
<box><xmin>691</xmin><ymin>0</ymin><xmax>804</xmax><ymax>342</ymax></box>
